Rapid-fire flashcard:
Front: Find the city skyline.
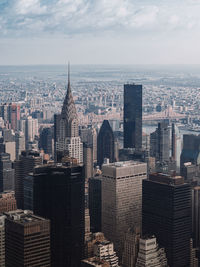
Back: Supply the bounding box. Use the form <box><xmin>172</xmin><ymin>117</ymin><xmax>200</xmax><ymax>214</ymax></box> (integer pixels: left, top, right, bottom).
<box><xmin>1</xmin><ymin>0</ymin><xmax>200</xmax><ymax>65</ymax></box>
<box><xmin>1</xmin><ymin>1</ymin><xmax>200</xmax><ymax>263</ymax></box>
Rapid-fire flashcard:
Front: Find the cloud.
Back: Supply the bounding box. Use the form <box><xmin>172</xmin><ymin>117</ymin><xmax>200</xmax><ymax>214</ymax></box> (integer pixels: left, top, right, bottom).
<box><xmin>0</xmin><ymin>0</ymin><xmax>200</xmax><ymax>38</ymax></box>
<box><xmin>15</xmin><ymin>0</ymin><xmax>47</xmax><ymax>15</ymax></box>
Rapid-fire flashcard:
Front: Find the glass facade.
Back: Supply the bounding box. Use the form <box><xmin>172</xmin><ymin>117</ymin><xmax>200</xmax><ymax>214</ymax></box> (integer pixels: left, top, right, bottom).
<box><xmin>124</xmin><ymin>84</ymin><xmax>142</xmax><ymax>150</ymax></box>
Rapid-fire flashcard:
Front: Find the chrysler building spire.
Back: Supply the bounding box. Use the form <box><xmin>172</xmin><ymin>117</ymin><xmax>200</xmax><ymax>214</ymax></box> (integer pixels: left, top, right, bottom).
<box><xmin>68</xmin><ymin>61</ymin><xmax>70</xmax><ymax>89</ymax></box>
<box><xmin>54</xmin><ymin>63</ymin><xmax>83</xmax><ymax>163</ymax></box>
<box><xmin>61</xmin><ymin>63</ymin><xmax>79</xmax><ymax>137</ymax></box>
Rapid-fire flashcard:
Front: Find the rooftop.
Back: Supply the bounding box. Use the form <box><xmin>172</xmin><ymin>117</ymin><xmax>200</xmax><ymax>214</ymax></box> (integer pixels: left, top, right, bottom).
<box><xmin>82</xmin><ymin>257</ymin><xmax>109</xmax><ymax>266</ymax></box>
<box><xmin>5</xmin><ymin>210</ymin><xmax>48</xmax><ymax>224</ymax></box>
<box><xmin>103</xmin><ymin>160</ymin><xmax>145</xmax><ymax>168</ymax></box>
<box><xmin>149</xmin><ymin>173</ymin><xmax>185</xmax><ymax>185</ymax></box>
<box><xmin>0</xmin><ymin>191</ymin><xmax>15</xmax><ymax>199</ymax></box>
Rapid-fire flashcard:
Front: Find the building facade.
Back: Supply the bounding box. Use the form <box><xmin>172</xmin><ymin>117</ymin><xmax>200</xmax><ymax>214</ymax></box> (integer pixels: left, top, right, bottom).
<box><xmin>39</xmin><ymin>127</ymin><xmax>53</xmax><ymax>155</ymax></box>
<box><xmin>150</xmin><ymin>121</ymin><xmax>170</xmax><ymax>163</ymax></box>
<box><xmin>0</xmin><ymin>191</ymin><xmax>16</xmax><ymax>213</ymax></box>
<box><xmin>33</xmin><ymin>164</ymin><xmax>85</xmax><ymax>267</ymax></box>
<box><xmin>5</xmin><ymin>210</ymin><xmax>50</xmax><ymax>267</ymax></box>
<box><xmin>102</xmin><ymin>161</ymin><xmax>147</xmax><ymax>258</ymax></box>
<box><xmin>14</xmin><ymin>150</ymin><xmax>42</xmax><ymax>209</ymax></box>
<box><xmin>0</xmin><ymin>215</ymin><xmax>6</xmax><ymax>267</ymax></box>
<box><xmin>122</xmin><ymin>227</ymin><xmax>140</xmax><ymax>267</ymax></box>
<box><xmin>81</xmin><ymin>258</ymin><xmax>110</xmax><ymax>267</ymax></box>
<box><xmin>97</xmin><ymin>120</ymin><xmax>115</xmax><ymax>168</ymax></box>
<box><xmin>124</xmin><ymin>84</ymin><xmax>142</xmax><ymax>150</ymax></box>
<box><xmin>142</xmin><ymin>173</ymin><xmax>191</xmax><ymax>267</ymax></box>
<box><xmin>136</xmin><ymin>236</ymin><xmax>168</xmax><ymax>267</ymax></box>
<box><xmin>80</xmin><ymin>126</ymin><xmax>97</xmax><ymax>163</ymax></box>
<box><xmin>180</xmin><ymin>134</ymin><xmax>200</xmax><ymax>176</ymax></box>
<box><xmin>84</xmin><ymin>144</ymin><xmax>93</xmax><ymax>179</ymax></box>
<box><xmin>192</xmin><ymin>186</ymin><xmax>200</xmax><ymax>248</ymax></box>
<box><xmin>54</xmin><ymin>68</ymin><xmax>83</xmax><ymax>163</ymax></box>
<box><xmin>89</xmin><ymin>175</ymin><xmax>102</xmax><ymax>233</ymax></box>
<box><xmin>93</xmin><ymin>240</ymin><xmax>119</xmax><ymax>267</ymax></box>
<box><xmin>0</xmin><ymin>153</ymin><xmax>14</xmax><ymax>193</ymax></box>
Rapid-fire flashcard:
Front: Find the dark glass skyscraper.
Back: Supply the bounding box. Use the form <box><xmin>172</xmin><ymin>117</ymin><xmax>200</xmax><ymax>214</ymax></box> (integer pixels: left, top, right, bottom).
<box><xmin>150</xmin><ymin>120</ymin><xmax>170</xmax><ymax>163</ymax></box>
<box><xmin>97</xmin><ymin>120</ymin><xmax>114</xmax><ymax>167</ymax></box>
<box><xmin>89</xmin><ymin>176</ymin><xmax>102</xmax><ymax>233</ymax></box>
<box><xmin>142</xmin><ymin>173</ymin><xmax>191</xmax><ymax>267</ymax></box>
<box><xmin>14</xmin><ymin>150</ymin><xmax>42</xmax><ymax>209</ymax></box>
<box><xmin>39</xmin><ymin>127</ymin><xmax>53</xmax><ymax>155</ymax></box>
<box><xmin>33</xmin><ymin>164</ymin><xmax>85</xmax><ymax>267</ymax></box>
<box><xmin>0</xmin><ymin>153</ymin><xmax>14</xmax><ymax>193</ymax></box>
<box><xmin>124</xmin><ymin>84</ymin><xmax>142</xmax><ymax>150</ymax></box>
<box><xmin>180</xmin><ymin>134</ymin><xmax>200</xmax><ymax>176</ymax></box>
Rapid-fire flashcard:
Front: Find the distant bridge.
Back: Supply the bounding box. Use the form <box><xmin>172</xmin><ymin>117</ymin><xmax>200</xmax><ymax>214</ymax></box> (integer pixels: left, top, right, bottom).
<box><xmin>143</xmin><ymin>106</ymin><xmax>186</xmax><ymax>121</ymax></box>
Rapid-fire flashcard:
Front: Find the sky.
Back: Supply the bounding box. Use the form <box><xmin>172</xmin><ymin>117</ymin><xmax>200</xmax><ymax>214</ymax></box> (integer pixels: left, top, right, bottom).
<box><xmin>1</xmin><ymin>0</ymin><xmax>200</xmax><ymax>65</ymax></box>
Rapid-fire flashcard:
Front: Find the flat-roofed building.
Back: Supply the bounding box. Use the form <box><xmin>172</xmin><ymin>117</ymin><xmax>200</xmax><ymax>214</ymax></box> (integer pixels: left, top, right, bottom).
<box><xmin>0</xmin><ymin>215</ymin><xmax>6</xmax><ymax>267</ymax></box>
<box><xmin>102</xmin><ymin>161</ymin><xmax>147</xmax><ymax>258</ymax></box>
<box><xmin>143</xmin><ymin>173</ymin><xmax>191</xmax><ymax>267</ymax></box>
<box><xmin>136</xmin><ymin>236</ymin><xmax>168</xmax><ymax>267</ymax></box>
<box><xmin>0</xmin><ymin>191</ymin><xmax>16</xmax><ymax>212</ymax></box>
<box><xmin>5</xmin><ymin>210</ymin><xmax>50</xmax><ymax>267</ymax></box>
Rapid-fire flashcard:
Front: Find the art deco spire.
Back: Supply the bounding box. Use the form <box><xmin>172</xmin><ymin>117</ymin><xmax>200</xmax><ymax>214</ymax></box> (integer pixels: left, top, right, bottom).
<box><xmin>68</xmin><ymin>61</ymin><xmax>70</xmax><ymax>89</ymax></box>
<box><xmin>61</xmin><ymin>63</ymin><xmax>79</xmax><ymax>137</ymax></box>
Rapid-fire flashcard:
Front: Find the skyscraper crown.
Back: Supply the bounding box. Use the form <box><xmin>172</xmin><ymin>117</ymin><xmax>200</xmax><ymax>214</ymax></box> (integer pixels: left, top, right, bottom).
<box><xmin>61</xmin><ymin>63</ymin><xmax>79</xmax><ymax>137</ymax></box>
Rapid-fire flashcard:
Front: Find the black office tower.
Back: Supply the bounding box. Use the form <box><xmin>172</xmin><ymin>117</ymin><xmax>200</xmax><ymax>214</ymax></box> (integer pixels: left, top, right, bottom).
<box><xmin>97</xmin><ymin>120</ymin><xmax>114</xmax><ymax>167</ymax></box>
<box><xmin>180</xmin><ymin>134</ymin><xmax>200</xmax><ymax>176</ymax></box>
<box><xmin>14</xmin><ymin>150</ymin><xmax>42</xmax><ymax>209</ymax></box>
<box><xmin>39</xmin><ymin>127</ymin><xmax>53</xmax><ymax>155</ymax></box>
<box><xmin>33</xmin><ymin>164</ymin><xmax>85</xmax><ymax>267</ymax></box>
<box><xmin>150</xmin><ymin>120</ymin><xmax>170</xmax><ymax>163</ymax></box>
<box><xmin>0</xmin><ymin>153</ymin><xmax>14</xmax><ymax>192</ymax></box>
<box><xmin>89</xmin><ymin>176</ymin><xmax>102</xmax><ymax>233</ymax></box>
<box><xmin>124</xmin><ymin>84</ymin><xmax>142</xmax><ymax>149</ymax></box>
<box><xmin>142</xmin><ymin>173</ymin><xmax>191</xmax><ymax>267</ymax></box>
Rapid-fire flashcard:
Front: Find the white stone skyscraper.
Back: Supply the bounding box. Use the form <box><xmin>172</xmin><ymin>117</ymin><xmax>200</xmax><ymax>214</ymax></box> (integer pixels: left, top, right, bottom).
<box><xmin>55</xmin><ymin>64</ymin><xmax>83</xmax><ymax>163</ymax></box>
<box><xmin>101</xmin><ymin>161</ymin><xmax>147</xmax><ymax>258</ymax></box>
<box><xmin>136</xmin><ymin>236</ymin><xmax>168</xmax><ymax>267</ymax></box>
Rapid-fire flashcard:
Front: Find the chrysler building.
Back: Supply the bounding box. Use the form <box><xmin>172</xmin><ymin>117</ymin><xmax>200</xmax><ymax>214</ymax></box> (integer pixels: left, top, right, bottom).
<box><xmin>54</xmin><ymin>64</ymin><xmax>83</xmax><ymax>163</ymax></box>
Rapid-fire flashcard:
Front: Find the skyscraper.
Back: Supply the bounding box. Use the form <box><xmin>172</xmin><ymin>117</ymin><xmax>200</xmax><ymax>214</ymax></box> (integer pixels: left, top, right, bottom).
<box><xmin>9</xmin><ymin>103</ymin><xmax>20</xmax><ymax>131</ymax></box>
<box><xmin>101</xmin><ymin>161</ymin><xmax>147</xmax><ymax>258</ymax></box>
<box><xmin>192</xmin><ymin>186</ymin><xmax>200</xmax><ymax>248</ymax></box>
<box><xmin>5</xmin><ymin>210</ymin><xmax>50</xmax><ymax>267</ymax></box>
<box><xmin>55</xmin><ymin>65</ymin><xmax>83</xmax><ymax>163</ymax></box>
<box><xmin>89</xmin><ymin>175</ymin><xmax>102</xmax><ymax>233</ymax></box>
<box><xmin>33</xmin><ymin>164</ymin><xmax>85</xmax><ymax>267</ymax></box>
<box><xmin>80</xmin><ymin>126</ymin><xmax>97</xmax><ymax>163</ymax></box>
<box><xmin>0</xmin><ymin>215</ymin><xmax>6</xmax><ymax>267</ymax></box>
<box><xmin>14</xmin><ymin>150</ymin><xmax>42</xmax><ymax>209</ymax></box>
<box><xmin>0</xmin><ymin>153</ymin><xmax>14</xmax><ymax>193</ymax></box>
<box><xmin>97</xmin><ymin>120</ymin><xmax>114</xmax><ymax>167</ymax></box>
<box><xmin>124</xmin><ymin>84</ymin><xmax>142</xmax><ymax>150</ymax></box>
<box><xmin>83</xmin><ymin>143</ymin><xmax>93</xmax><ymax>179</ymax></box>
<box><xmin>39</xmin><ymin>127</ymin><xmax>53</xmax><ymax>155</ymax></box>
<box><xmin>180</xmin><ymin>134</ymin><xmax>200</xmax><ymax>176</ymax></box>
<box><xmin>142</xmin><ymin>173</ymin><xmax>191</xmax><ymax>267</ymax></box>
<box><xmin>0</xmin><ymin>191</ymin><xmax>16</xmax><ymax>213</ymax></box>
<box><xmin>171</xmin><ymin>123</ymin><xmax>181</xmax><ymax>170</ymax></box>
<box><xmin>150</xmin><ymin>120</ymin><xmax>170</xmax><ymax>163</ymax></box>
<box><xmin>136</xmin><ymin>236</ymin><xmax>168</xmax><ymax>267</ymax></box>
<box><xmin>25</xmin><ymin>116</ymin><xmax>39</xmax><ymax>146</ymax></box>
<box><xmin>122</xmin><ymin>227</ymin><xmax>140</xmax><ymax>267</ymax></box>
<box><xmin>15</xmin><ymin>131</ymin><xmax>25</xmax><ymax>159</ymax></box>
<box><xmin>0</xmin><ymin>103</ymin><xmax>20</xmax><ymax>131</ymax></box>
<box><xmin>92</xmin><ymin>239</ymin><xmax>119</xmax><ymax>267</ymax></box>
